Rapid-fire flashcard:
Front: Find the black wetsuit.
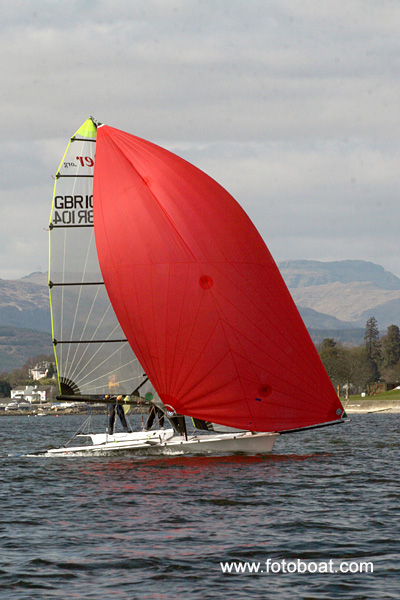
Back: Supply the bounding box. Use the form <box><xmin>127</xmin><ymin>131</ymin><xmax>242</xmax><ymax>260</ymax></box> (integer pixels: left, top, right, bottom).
<box><xmin>145</xmin><ymin>405</ymin><xmax>165</xmax><ymax>430</ymax></box>
<box><xmin>108</xmin><ymin>401</ymin><xmax>132</xmax><ymax>433</ymax></box>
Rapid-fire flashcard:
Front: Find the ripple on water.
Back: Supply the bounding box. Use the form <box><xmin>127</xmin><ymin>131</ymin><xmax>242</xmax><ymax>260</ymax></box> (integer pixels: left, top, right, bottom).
<box><xmin>0</xmin><ymin>413</ymin><xmax>399</xmax><ymax>599</ymax></box>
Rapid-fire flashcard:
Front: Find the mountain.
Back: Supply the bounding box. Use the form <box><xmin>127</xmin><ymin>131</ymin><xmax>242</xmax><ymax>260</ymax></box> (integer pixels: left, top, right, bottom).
<box><xmin>279</xmin><ymin>259</ymin><xmax>400</xmax><ymax>290</ymax></box>
<box><xmin>0</xmin><ymin>274</ymin><xmax>50</xmax><ymax>332</ymax></box>
<box><xmin>278</xmin><ymin>260</ymin><xmax>400</xmax><ymax>334</ymax></box>
<box><xmin>297</xmin><ymin>306</ymin><xmax>354</xmax><ymax>330</ymax></box>
<box><xmin>0</xmin><ymin>260</ymin><xmax>399</xmax><ymax>371</ymax></box>
<box><xmin>0</xmin><ymin>274</ymin><xmax>51</xmax><ymax>371</ymax></box>
<box><xmin>19</xmin><ymin>272</ymin><xmax>49</xmax><ymax>286</ymax></box>
<box><xmin>291</xmin><ymin>281</ymin><xmax>400</xmax><ymax>324</ymax></box>
<box><xmin>0</xmin><ymin>326</ymin><xmax>53</xmax><ymax>372</ymax></box>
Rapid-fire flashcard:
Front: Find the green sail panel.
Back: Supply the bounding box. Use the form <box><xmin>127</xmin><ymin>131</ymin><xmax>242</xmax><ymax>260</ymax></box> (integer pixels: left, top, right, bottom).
<box><xmin>48</xmin><ymin>119</ymin><xmax>148</xmax><ymax>397</ymax></box>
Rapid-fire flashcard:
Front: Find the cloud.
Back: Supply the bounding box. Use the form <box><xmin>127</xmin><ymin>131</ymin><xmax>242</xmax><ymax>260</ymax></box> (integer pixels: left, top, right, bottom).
<box><xmin>1</xmin><ymin>0</ymin><xmax>400</xmax><ymax>279</ymax></box>
<box><xmin>178</xmin><ymin>137</ymin><xmax>399</xmax><ymax>270</ymax></box>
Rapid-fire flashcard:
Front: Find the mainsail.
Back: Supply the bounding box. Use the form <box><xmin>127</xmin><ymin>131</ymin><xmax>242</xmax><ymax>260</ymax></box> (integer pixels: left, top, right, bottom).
<box><xmin>49</xmin><ymin>119</ymin><xmax>148</xmax><ymax>398</ymax></box>
<box><xmin>93</xmin><ymin>124</ymin><xmax>344</xmax><ymax>432</ymax></box>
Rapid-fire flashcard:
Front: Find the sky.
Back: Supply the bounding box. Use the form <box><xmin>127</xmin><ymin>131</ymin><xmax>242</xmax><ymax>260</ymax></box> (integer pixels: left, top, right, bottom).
<box><xmin>1</xmin><ymin>0</ymin><xmax>400</xmax><ymax>279</ymax></box>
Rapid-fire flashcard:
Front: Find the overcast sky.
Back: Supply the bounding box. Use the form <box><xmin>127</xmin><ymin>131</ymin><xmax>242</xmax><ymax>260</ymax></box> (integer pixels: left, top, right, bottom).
<box><xmin>1</xmin><ymin>0</ymin><xmax>400</xmax><ymax>279</ymax></box>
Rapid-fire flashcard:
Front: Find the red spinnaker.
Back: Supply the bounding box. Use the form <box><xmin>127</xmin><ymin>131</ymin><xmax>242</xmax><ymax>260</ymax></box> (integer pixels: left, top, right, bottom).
<box><xmin>93</xmin><ymin>125</ymin><xmax>343</xmax><ymax>432</ymax></box>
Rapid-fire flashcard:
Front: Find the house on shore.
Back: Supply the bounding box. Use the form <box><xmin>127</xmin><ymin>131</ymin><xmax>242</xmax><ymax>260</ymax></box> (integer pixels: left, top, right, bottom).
<box><xmin>29</xmin><ymin>361</ymin><xmax>54</xmax><ymax>381</ymax></box>
<box><xmin>11</xmin><ymin>385</ymin><xmax>53</xmax><ymax>404</ymax></box>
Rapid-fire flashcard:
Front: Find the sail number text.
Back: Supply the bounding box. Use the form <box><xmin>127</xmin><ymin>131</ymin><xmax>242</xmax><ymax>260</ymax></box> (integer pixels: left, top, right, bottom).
<box><xmin>53</xmin><ymin>195</ymin><xmax>93</xmax><ymax>225</ymax></box>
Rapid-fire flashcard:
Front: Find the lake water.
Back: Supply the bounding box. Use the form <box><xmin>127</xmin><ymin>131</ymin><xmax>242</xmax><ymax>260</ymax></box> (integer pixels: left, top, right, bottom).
<box><xmin>0</xmin><ymin>412</ymin><xmax>399</xmax><ymax>599</ymax></box>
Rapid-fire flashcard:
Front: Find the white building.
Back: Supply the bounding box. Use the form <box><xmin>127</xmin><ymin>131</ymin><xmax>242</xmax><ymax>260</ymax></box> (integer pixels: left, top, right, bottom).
<box><xmin>11</xmin><ymin>385</ymin><xmax>52</xmax><ymax>404</ymax></box>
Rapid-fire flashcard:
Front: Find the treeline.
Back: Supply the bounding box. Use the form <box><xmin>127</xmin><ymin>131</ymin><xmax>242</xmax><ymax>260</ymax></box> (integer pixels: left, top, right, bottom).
<box><xmin>0</xmin><ymin>354</ymin><xmax>55</xmax><ymax>398</ymax></box>
<box><xmin>318</xmin><ymin>317</ymin><xmax>400</xmax><ymax>396</ymax></box>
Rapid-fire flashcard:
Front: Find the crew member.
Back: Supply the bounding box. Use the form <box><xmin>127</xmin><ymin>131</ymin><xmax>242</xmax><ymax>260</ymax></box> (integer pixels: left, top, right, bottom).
<box><xmin>107</xmin><ymin>374</ymin><xmax>132</xmax><ymax>434</ymax></box>
<box><xmin>145</xmin><ymin>404</ymin><xmax>165</xmax><ymax>430</ymax></box>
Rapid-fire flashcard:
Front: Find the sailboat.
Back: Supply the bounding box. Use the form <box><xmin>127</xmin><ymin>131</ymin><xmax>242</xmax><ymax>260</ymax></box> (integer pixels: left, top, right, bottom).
<box><xmin>43</xmin><ymin>118</ymin><xmax>345</xmax><ymax>456</ymax></box>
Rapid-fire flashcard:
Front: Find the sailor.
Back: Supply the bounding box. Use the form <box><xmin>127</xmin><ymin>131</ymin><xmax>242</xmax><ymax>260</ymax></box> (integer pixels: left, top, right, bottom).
<box><xmin>145</xmin><ymin>404</ymin><xmax>165</xmax><ymax>430</ymax></box>
<box><xmin>108</xmin><ymin>373</ymin><xmax>120</xmax><ymax>394</ymax></box>
<box><xmin>106</xmin><ymin>394</ymin><xmax>132</xmax><ymax>434</ymax></box>
<box><xmin>107</xmin><ymin>373</ymin><xmax>132</xmax><ymax>434</ymax></box>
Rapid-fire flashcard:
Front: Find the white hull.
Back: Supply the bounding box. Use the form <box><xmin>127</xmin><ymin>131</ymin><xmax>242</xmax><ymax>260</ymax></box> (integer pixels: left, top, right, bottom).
<box><xmin>42</xmin><ymin>428</ymin><xmax>278</xmax><ymax>457</ymax></box>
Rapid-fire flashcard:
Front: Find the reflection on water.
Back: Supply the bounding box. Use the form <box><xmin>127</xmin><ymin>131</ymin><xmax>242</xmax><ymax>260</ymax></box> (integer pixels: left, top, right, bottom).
<box><xmin>0</xmin><ymin>413</ymin><xmax>399</xmax><ymax>599</ymax></box>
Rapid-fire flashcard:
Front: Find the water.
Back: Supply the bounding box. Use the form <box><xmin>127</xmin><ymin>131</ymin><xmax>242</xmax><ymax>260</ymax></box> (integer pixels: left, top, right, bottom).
<box><xmin>0</xmin><ymin>413</ymin><xmax>399</xmax><ymax>599</ymax></box>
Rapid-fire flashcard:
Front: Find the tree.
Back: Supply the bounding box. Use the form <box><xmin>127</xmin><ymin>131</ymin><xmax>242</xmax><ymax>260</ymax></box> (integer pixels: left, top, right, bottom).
<box><xmin>344</xmin><ymin>347</ymin><xmax>377</xmax><ymax>394</ymax></box>
<box><xmin>364</xmin><ymin>316</ymin><xmax>379</xmax><ymax>355</ymax></box>
<box><xmin>318</xmin><ymin>338</ymin><xmax>383</xmax><ymax>396</ymax></box>
<box><xmin>0</xmin><ymin>377</ymin><xmax>11</xmax><ymax>397</ymax></box>
<box><xmin>382</xmin><ymin>325</ymin><xmax>400</xmax><ymax>369</ymax></box>
<box><xmin>364</xmin><ymin>317</ymin><xmax>381</xmax><ymax>381</ymax></box>
<box><xmin>1</xmin><ymin>353</ymin><xmax>56</xmax><ymax>388</ymax></box>
<box><xmin>318</xmin><ymin>339</ymin><xmax>348</xmax><ymax>389</ymax></box>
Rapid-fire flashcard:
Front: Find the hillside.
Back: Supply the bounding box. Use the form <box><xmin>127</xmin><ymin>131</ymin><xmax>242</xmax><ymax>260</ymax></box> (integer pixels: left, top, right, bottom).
<box><xmin>0</xmin><ymin>274</ymin><xmax>51</xmax><ymax>371</ymax></box>
<box><xmin>278</xmin><ymin>259</ymin><xmax>400</xmax><ymax>290</ymax></box>
<box><xmin>0</xmin><ymin>326</ymin><xmax>52</xmax><ymax>372</ymax></box>
<box><xmin>19</xmin><ymin>272</ymin><xmax>48</xmax><ymax>286</ymax></box>
<box><xmin>291</xmin><ymin>282</ymin><xmax>400</xmax><ymax>324</ymax></box>
<box><xmin>0</xmin><ymin>260</ymin><xmax>399</xmax><ymax>371</ymax></box>
<box><xmin>0</xmin><ymin>275</ymin><xmax>50</xmax><ymax>332</ymax></box>
<box><xmin>278</xmin><ymin>260</ymin><xmax>400</xmax><ymax>332</ymax></box>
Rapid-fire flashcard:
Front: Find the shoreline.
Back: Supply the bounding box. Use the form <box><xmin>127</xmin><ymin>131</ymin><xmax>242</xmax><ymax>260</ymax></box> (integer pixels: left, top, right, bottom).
<box><xmin>0</xmin><ymin>405</ymin><xmax>148</xmax><ymax>417</ymax></box>
<box><xmin>343</xmin><ymin>399</ymin><xmax>400</xmax><ymax>414</ymax></box>
<box><xmin>0</xmin><ymin>400</ymin><xmax>400</xmax><ymax>418</ymax></box>
<box><xmin>2</xmin><ymin>400</ymin><xmax>400</xmax><ymax>416</ymax></box>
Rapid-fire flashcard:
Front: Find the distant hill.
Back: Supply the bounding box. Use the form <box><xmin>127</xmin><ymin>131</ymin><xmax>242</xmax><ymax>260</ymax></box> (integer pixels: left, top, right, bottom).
<box><xmin>278</xmin><ymin>260</ymin><xmax>400</xmax><ymax>333</ymax></box>
<box><xmin>307</xmin><ymin>328</ymin><xmax>366</xmax><ymax>347</ymax></box>
<box><xmin>297</xmin><ymin>307</ymin><xmax>354</xmax><ymax>330</ymax></box>
<box><xmin>0</xmin><ymin>274</ymin><xmax>51</xmax><ymax>371</ymax></box>
<box><xmin>291</xmin><ymin>282</ymin><xmax>400</xmax><ymax>324</ymax></box>
<box><xmin>279</xmin><ymin>260</ymin><xmax>400</xmax><ymax>290</ymax></box>
<box><xmin>19</xmin><ymin>272</ymin><xmax>48</xmax><ymax>286</ymax></box>
<box><xmin>0</xmin><ymin>273</ymin><xmax>50</xmax><ymax>333</ymax></box>
<box><xmin>0</xmin><ymin>260</ymin><xmax>399</xmax><ymax>371</ymax></box>
<box><xmin>0</xmin><ymin>326</ymin><xmax>52</xmax><ymax>372</ymax></box>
